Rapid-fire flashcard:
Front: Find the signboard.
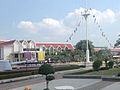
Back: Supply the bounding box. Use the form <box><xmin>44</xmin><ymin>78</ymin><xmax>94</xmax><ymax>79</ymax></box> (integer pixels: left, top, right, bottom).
<box><xmin>38</xmin><ymin>52</ymin><xmax>45</xmax><ymax>61</ymax></box>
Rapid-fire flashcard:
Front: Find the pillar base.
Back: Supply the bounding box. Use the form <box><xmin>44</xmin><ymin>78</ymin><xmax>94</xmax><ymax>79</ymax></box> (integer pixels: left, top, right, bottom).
<box><xmin>85</xmin><ymin>62</ymin><xmax>93</xmax><ymax>68</ymax></box>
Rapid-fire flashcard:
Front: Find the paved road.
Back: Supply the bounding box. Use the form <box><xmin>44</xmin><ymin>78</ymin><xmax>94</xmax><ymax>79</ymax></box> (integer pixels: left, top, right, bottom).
<box><xmin>78</xmin><ymin>81</ymin><xmax>114</xmax><ymax>90</ymax></box>
<box><xmin>10</xmin><ymin>79</ymin><xmax>118</xmax><ymax>90</ymax></box>
<box><xmin>0</xmin><ymin>68</ymin><xmax>92</xmax><ymax>90</ymax></box>
<box><xmin>0</xmin><ymin>76</ymin><xmax>44</xmax><ymax>90</ymax></box>
<box><xmin>10</xmin><ymin>79</ymin><xmax>102</xmax><ymax>90</ymax></box>
<box><xmin>0</xmin><ymin>73</ymin><xmax>63</xmax><ymax>90</ymax></box>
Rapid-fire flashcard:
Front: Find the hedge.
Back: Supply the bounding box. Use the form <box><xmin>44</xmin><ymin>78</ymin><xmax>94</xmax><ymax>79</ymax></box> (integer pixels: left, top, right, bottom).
<box><xmin>54</xmin><ymin>65</ymin><xmax>80</xmax><ymax>71</ymax></box>
<box><xmin>0</xmin><ymin>69</ymin><xmax>39</xmax><ymax>80</ymax></box>
<box><xmin>0</xmin><ymin>64</ymin><xmax>80</xmax><ymax>80</ymax></box>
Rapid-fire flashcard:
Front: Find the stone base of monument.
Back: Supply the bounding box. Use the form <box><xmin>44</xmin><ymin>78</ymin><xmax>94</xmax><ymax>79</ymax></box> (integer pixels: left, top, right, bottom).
<box><xmin>85</xmin><ymin>62</ymin><xmax>93</xmax><ymax>68</ymax></box>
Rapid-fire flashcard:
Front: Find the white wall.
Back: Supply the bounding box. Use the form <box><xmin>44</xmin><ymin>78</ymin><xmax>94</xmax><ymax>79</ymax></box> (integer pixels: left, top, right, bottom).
<box><xmin>3</xmin><ymin>45</ymin><xmax>13</xmax><ymax>60</ymax></box>
<box><xmin>0</xmin><ymin>47</ymin><xmax>4</xmax><ymax>59</ymax></box>
<box><xmin>22</xmin><ymin>41</ymin><xmax>28</xmax><ymax>48</ymax></box>
<box><xmin>13</xmin><ymin>41</ymin><xmax>20</xmax><ymax>52</ymax></box>
<box><xmin>29</xmin><ymin>41</ymin><xmax>35</xmax><ymax>48</ymax></box>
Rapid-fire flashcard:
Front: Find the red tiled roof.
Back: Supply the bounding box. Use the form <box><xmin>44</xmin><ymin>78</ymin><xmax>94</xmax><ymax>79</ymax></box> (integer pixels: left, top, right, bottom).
<box><xmin>0</xmin><ymin>40</ymin><xmax>10</xmax><ymax>44</ymax></box>
<box><xmin>94</xmin><ymin>48</ymin><xmax>102</xmax><ymax>52</ymax></box>
<box><xmin>94</xmin><ymin>47</ymin><xmax>120</xmax><ymax>52</ymax></box>
<box><xmin>0</xmin><ymin>41</ymin><xmax>5</xmax><ymax>44</ymax></box>
<box><xmin>36</xmin><ymin>42</ymin><xmax>74</xmax><ymax>49</ymax></box>
<box><xmin>111</xmin><ymin>48</ymin><xmax>120</xmax><ymax>52</ymax></box>
<box><xmin>0</xmin><ymin>40</ymin><xmax>16</xmax><ymax>46</ymax></box>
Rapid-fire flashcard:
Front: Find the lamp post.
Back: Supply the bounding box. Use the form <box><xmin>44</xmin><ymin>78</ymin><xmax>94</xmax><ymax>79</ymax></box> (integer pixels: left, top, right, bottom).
<box><xmin>82</xmin><ymin>9</ymin><xmax>90</xmax><ymax>63</ymax></box>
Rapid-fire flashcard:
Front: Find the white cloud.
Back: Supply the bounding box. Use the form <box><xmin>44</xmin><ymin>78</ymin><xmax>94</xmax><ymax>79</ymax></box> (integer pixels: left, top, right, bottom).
<box><xmin>18</xmin><ymin>21</ymin><xmax>37</xmax><ymax>33</ymax></box>
<box><xmin>17</xmin><ymin>8</ymin><xmax>120</xmax><ymax>46</ymax></box>
<box><xmin>90</xmin><ymin>9</ymin><xmax>116</xmax><ymax>24</ymax></box>
<box><xmin>42</xmin><ymin>18</ymin><xmax>60</xmax><ymax>27</ymax></box>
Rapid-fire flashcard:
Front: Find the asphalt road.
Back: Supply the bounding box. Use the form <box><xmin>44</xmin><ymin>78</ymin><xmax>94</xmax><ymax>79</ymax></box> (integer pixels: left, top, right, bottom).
<box><xmin>0</xmin><ymin>73</ymin><xmax>63</xmax><ymax>90</ymax></box>
<box><xmin>0</xmin><ymin>67</ymin><xmax>92</xmax><ymax>90</ymax></box>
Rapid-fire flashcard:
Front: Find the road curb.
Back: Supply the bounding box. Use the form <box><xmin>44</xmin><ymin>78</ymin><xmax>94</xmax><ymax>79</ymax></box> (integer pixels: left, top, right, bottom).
<box><xmin>0</xmin><ymin>75</ymin><xmax>42</xmax><ymax>84</ymax></box>
<box><xmin>63</xmin><ymin>75</ymin><xmax>102</xmax><ymax>79</ymax></box>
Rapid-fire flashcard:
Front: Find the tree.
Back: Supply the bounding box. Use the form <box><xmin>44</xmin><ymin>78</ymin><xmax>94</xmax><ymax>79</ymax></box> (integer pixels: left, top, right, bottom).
<box><xmin>114</xmin><ymin>34</ymin><xmax>120</xmax><ymax>47</ymax></box>
<box><xmin>74</xmin><ymin>49</ymin><xmax>86</xmax><ymax>62</ymax></box>
<box><xmin>38</xmin><ymin>64</ymin><xmax>55</xmax><ymax>90</ymax></box>
<box><xmin>97</xmin><ymin>48</ymin><xmax>112</xmax><ymax>69</ymax></box>
<box><xmin>75</xmin><ymin>40</ymin><xmax>95</xmax><ymax>56</ymax></box>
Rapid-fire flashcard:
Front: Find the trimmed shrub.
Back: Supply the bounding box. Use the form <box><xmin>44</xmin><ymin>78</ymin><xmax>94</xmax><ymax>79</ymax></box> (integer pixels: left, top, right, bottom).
<box><xmin>0</xmin><ymin>64</ymin><xmax>79</xmax><ymax>80</ymax></box>
<box><xmin>0</xmin><ymin>69</ymin><xmax>38</xmax><ymax>80</ymax></box>
<box><xmin>93</xmin><ymin>60</ymin><xmax>102</xmax><ymax>71</ymax></box>
<box><xmin>70</xmin><ymin>69</ymin><xmax>93</xmax><ymax>75</ymax></box>
<box><xmin>38</xmin><ymin>64</ymin><xmax>55</xmax><ymax>90</ymax></box>
<box><xmin>38</xmin><ymin>64</ymin><xmax>55</xmax><ymax>75</ymax></box>
<box><xmin>46</xmin><ymin>75</ymin><xmax>55</xmax><ymax>81</ymax></box>
<box><xmin>117</xmin><ymin>73</ymin><xmax>120</xmax><ymax>77</ymax></box>
<box><xmin>108</xmin><ymin>61</ymin><xmax>114</xmax><ymax>69</ymax></box>
<box><xmin>54</xmin><ymin>65</ymin><xmax>80</xmax><ymax>71</ymax></box>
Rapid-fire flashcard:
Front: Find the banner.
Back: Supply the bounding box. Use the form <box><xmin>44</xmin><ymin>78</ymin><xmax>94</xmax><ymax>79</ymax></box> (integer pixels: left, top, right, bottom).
<box><xmin>66</xmin><ymin>20</ymin><xmax>81</xmax><ymax>42</ymax></box>
<box><xmin>38</xmin><ymin>52</ymin><xmax>45</xmax><ymax>61</ymax></box>
<box><xmin>24</xmin><ymin>52</ymin><xmax>31</xmax><ymax>60</ymax></box>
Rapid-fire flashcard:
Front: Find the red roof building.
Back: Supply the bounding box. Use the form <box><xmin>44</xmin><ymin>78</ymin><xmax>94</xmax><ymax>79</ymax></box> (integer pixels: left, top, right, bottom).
<box><xmin>35</xmin><ymin>42</ymin><xmax>74</xmax><ymax>50</ymax></box>
<box><xmin>0</xmin><ymin>40</ymin><xmax>11</xmax><ymax>44</ymax></box>
<box><xmin>111</xmin><ymin>48</ymin><xmax>120</xmax><ymax>52</ymax></box>
<box><xmin>0</xmin><ymin>40</ymin><xmax>15</xmax><ymax>46</ymax></box>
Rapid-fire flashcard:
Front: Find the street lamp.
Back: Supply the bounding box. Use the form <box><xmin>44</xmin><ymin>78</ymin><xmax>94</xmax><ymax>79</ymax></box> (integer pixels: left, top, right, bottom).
<box><xmin>82</xmin><ymin>9</ymin><xmax>90</xmax><ymax>63</ymax></box>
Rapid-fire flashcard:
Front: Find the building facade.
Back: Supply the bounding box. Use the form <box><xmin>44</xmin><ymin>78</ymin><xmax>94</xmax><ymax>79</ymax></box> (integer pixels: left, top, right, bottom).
<box><xmin>0</xmin><ymin>40</ymin><xmax>36</xmax><ymax>62</ymax></box>
<box><xmin>36</xmin><ymin>42</ymin><xmax>74</xmax><ymax>54</ymax></box>
<box><xmin>1</xmin><ymin>40</ymin><xmax>120</xmax><ymax>62</ymax></box>
<box><xmin>94</xmin><ymin>47</ymin><xmax>120</xmax><ymax>61</ymax></box>
<box><xmin>0</xmin><ymin>40</ymin><xmax>74</xmax><ymax>62</ymax></box>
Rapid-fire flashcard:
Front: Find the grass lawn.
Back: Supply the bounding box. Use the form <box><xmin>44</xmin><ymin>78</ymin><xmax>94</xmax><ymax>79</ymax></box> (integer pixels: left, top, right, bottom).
<box><xmin>84</xmin><ymin>68</ymin><xmax>120</xmax><ymax>76</ymax></box>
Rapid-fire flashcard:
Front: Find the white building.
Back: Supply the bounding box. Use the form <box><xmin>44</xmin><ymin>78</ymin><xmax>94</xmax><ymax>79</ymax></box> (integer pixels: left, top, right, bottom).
<box><xmin>0</xmin><ymin>40</ymin><xmax>74</xmax><ymax>62</ymax></box>
<box><xmin>0</xmin><ymin>40</ymin><xmax>36</xmax><ymax>62</ymax></box>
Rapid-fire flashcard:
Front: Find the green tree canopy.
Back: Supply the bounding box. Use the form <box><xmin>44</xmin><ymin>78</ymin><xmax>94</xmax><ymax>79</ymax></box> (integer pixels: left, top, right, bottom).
<box><xmin>38</xmin><ymin>63</ymin><xmax>55</xmax><ymax>75</ymax></box>
<box><xmin>96</xmin><ymin>48</ymin><xmax>112</xmax><ymax>68</ymax></box>
<box><xmin>75</xmin><ymin>40</ymin><xmax>95</xmax><ymax>56</ymax></box>
<box><xmin>114</xmin><ymin>34</ymin><xmax>120</xmax><ymax>47</ymax></box>
<box><xmin>97</xmin><ymin>49</ymin><xmax>112</xmax><ymax>60</ymax></box>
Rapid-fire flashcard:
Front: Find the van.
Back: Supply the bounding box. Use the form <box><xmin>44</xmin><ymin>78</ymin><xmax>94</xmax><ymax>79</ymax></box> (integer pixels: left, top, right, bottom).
<box><xmin>0</xmin><ymin>60</ymin><xmax>12</xmax><ymax>71</ymax></box>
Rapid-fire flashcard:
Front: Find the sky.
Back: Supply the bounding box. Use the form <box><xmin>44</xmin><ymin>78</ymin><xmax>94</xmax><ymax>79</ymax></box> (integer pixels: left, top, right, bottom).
<box><xmin>0</xmin><ymin>0</ymin><xmax>120</xmax><ymax>47</ymax></box>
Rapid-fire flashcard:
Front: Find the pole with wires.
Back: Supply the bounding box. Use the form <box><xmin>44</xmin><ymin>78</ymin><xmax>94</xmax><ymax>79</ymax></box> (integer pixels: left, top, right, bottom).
<box><xmin>82</xmin><ymin>8</ymin><xmax>90</xmax><ymax>63</ymax></box>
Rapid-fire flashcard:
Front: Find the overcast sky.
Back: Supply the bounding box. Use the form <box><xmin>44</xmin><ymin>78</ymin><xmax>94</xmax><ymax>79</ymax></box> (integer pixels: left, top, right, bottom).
<box><xmin>0</xmin><ymin>0</ymin><xmax>120</xmax><ymax>47</ymax></box>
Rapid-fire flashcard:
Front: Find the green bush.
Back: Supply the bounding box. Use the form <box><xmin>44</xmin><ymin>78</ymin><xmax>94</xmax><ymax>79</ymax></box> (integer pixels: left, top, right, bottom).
<box><xmin>117</xmin><ymin>72</ymin><xmax>120</xmax><ymax>77</ymax></box>
<box><xmin>108</xmin><ymin>61</ymin><xmax>114</xmax><ymax>69</ymax></box>
<box><xmin>46</xmin><ymin>75</ymin><xmax>55</xmax><ymax>81</ymax></box>
<box><xmin>43</xmin><ymin>88</ymin><xmax>49</xmax><ymax>90</ymax></box>
<box><xmin>54</xmin><ymin>65</ymin><xmax>80</xmax><ymax>71</ymax></box>
<box><xmin>0</xmin><ymin>69</ymin><xmax>38</xmax><ymax>80</ymax></box>
<box><xmin>0</xmin><ymin>64</ymin><xmax>79</xmax><ymax>80</ymax></box>
<box><xmin>93</xmin><ymin>60</ymin><xmax>102</xmax><ymax>71</ymax></box>
<box><xmin>38</xmin><ymin>64</ymin><xmax>55</xmax><ymax>75</ymax></box>
<box><xmin>70</xmin><ymin>69</ymin><xmax>93</xmax><ymax>75</ymax></box>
